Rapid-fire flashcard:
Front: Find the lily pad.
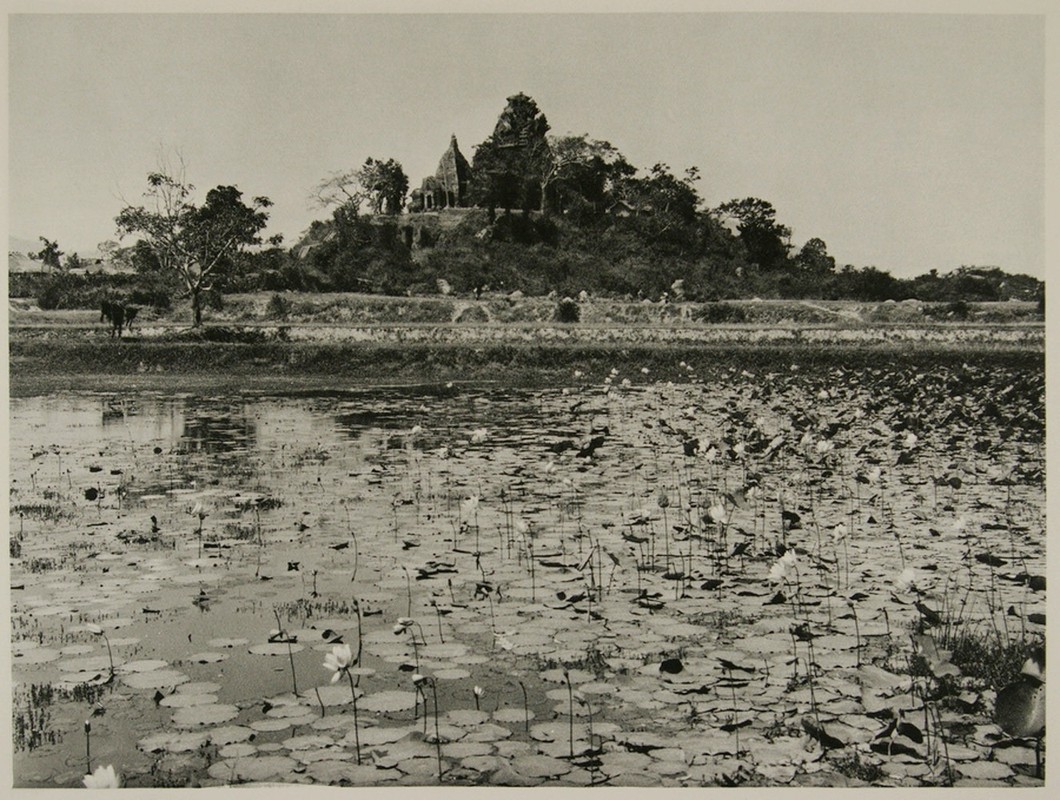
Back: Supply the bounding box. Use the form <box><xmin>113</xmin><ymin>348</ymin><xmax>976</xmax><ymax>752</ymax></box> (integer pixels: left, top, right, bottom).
<box><xmin>186</xmin><ymin>652</ymin><xmax>228</xmax><ymax>664</ymax></box>
<box><xmin>207</xmin><ymin>755</ymin><xmax>299</xmax><ymax>783</ymax></box>
<box><xmin>160</xmin><ymin>692</ymin><xmax>218</xmax><ymax>708</ymax></box>
<box><xmin>14</xmin><ymin>648</ymin><xmax>61</xmax><ymax>665</ymax></box>
<box><xmin>248</xmin><ymin>642</ymin><xmax>306</xmax><ymax>656</ymax></box>
<box><xmin>359</xmin><ymin>690</ymin><xmax>418</xmax><ymax>713</ymax></box>
<box><xmin>511</xmin><ymin>754</ymin><xmax>571</xmax><ymax>778</ymax></box>
<box><xmin>138</xmin><ymin>730</ymin><xmax>209</xmax><ymax>754</ymax></box>
<box><xmin>207</xmin><ymin>637</ymin><xmax>250</xmax><ymax>649</ymax></box>
<box><xmin>119</xmin><ymin>659</ymin><xmax>169</xmax><ymax>673</ymax></box>
<box><xmin>123</xmin><ymin>669</ymin><xmax>189</xmax><ymax>690</ymax></box>
<box><xmin>171</xmin><ymin>703</ymin><xmax>240</xmax><ymax>727</ymax></box>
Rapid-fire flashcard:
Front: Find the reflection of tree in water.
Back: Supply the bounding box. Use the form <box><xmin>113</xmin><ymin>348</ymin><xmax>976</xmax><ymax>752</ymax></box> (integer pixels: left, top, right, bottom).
<box><xmin>177</xmin><ymin>405</ymin><xmax>258</xmax><ymax>455</ymax></box>
<box><xmin>101</xmin><ymin>399</ymin><xmax>139</xmax><ymax>427</ymax></box>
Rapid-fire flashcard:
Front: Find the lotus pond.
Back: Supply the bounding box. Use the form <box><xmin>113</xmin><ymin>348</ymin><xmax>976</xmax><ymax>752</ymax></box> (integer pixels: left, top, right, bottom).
<box><xmin>9</xmin><ymin>355</ymin><xmax>1045</xmax><ymax>787</ymax></box>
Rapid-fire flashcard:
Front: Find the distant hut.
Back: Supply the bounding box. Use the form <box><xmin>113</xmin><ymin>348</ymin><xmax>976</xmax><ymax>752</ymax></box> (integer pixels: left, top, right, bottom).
<box><xmin>411</xmin><ymin>135</ymin><xmax>473</xmax><ymax>212</ymax></box>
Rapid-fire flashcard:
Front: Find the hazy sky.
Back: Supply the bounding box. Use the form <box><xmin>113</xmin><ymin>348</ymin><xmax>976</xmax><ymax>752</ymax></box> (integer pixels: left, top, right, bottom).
<box><xmin>7</xmin><ymin>11</ymin><xmax>1045</xmax><ymax>278</ymax></box>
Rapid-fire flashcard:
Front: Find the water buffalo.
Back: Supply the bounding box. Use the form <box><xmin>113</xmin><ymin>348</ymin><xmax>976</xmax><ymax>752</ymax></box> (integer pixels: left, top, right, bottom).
<box><xmin>100</xmin><ymin>299</ymin><xmax>139</xmax><ymax>338</ymax></box>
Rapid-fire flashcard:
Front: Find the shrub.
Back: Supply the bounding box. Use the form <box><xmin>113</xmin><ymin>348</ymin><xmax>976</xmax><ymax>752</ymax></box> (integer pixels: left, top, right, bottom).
<box><xmin>454</xmin><ymin>304</ymin><xmax>490</xmax><ymax>323</ymax></box>
<box><xmin>266</xmin><ymin>293</ymin><xmax>291</xmax><ymax>319</ymax></box>
<box><xmin>692</xmin><ymin>302</ymin><xmax>747</xmax><ymax>324</ymax></box>
<box><xmin>554</xmin><ymin>296</ymin><xmax>581</xmax><ymax>323</ymax></box>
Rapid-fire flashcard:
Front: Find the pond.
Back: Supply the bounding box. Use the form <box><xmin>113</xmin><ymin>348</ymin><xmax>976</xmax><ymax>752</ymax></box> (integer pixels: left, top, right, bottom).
<box><xmin>9</xmin><ymin>358</ymin><xmax>1046</xmax><ymax>787</ymax></box>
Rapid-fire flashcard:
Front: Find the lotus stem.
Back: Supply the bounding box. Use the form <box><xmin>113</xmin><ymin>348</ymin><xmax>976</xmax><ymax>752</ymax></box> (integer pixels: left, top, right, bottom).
<box><xmin>518</xmin><ymin>680</ymin><xmax>530</xmax><ymax>733</ymax></box>
<box><xmin>314</xmin><ymin>687</ymin><xmax>325</xmax><ymax>717</ymax></box>
<box><xmin>84</xmin><ymin>719</ymin><xmax>91</xmax><ymax>776</ymax></box>
<box><xmin>565</xmin><ymin>670</ymin><xmax>575</xmax><ymax>759</ymax></box>
<box><xmin>345</xmin><ymin>669</ymin><xmax>361</xmax><ymax>765</ymax></box>
<box><xmin>429</xmin><ymin>678</ymin><xmax>443</xmax><ymax>781</ymax></box>
<box><xmin>274</xmin><ymin>609</ymin><xmax>298</xmax><ymax>695</ymax></box>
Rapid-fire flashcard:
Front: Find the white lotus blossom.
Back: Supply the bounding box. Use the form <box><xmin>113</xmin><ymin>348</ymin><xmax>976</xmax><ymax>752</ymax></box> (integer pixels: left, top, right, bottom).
<box><xmin>323</xmin><ymin>643</ymin><xmax>353</xmax><ymax>683</ymax></box>
<box><xmin>895</xmin><ymin>567</ymin><xmax>918</xmax><ymax>593</ymax></box>
<box><xmin>816</xmin><ymin>439</ymin><xmax>834</xmax><ymax>455</ymax></box>
<box><xmin>461</xmin><ymin>495</ymin><xmax>480</xmax><ymax>518</ymax></box>
<box><xmin>831</xmin><ymin>523</ymin><xmax>848</xmax><ymax>543</ymax></box>
<box><xmin>867</xmin><ymin>466</ymin><xmax>882</xmax><ymax>484</ymax></box>
<box><xmin>83</xmin><ymin>765</ymin><xmax>120</xmax><ymax>789</ymax></box>
<box><xmin>769</xmin><ymin>550</ymin><xmax>798</xmax><ymax>583</ymax></box>
<box><xmin>707</xmin><ymin>502</ymin><xmax>728</xmax><ymax>525</ymax></box>
<box><xmin>409</xmin><ymin>425</ymin><xmax>423</xmax><ymax>436</ymax></box>
<box><xmin>85</xmin><ymin>623</ymin><xmax>104</xmax><ymax>635</ymax></box>
<box><xmin>903</xmin><ymin>432</ymin><xmax>918</xmax><ymax>449</ymax></box>
<box><xmin>473</xmin><ymin>685</ymin><xmax>483</xmax><ymax>697</ymax></box>
<box><xmin>470</xmin><ymin>428</ymin><xmax>488</xmax><ymax>444</ymax></box>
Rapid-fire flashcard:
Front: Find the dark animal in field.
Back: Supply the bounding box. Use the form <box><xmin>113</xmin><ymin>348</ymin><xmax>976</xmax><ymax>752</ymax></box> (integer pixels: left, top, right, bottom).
<box><xmin>100</xmin><ymin>299</ymin><xmax>139</xmax><ymax>338</ymax></box>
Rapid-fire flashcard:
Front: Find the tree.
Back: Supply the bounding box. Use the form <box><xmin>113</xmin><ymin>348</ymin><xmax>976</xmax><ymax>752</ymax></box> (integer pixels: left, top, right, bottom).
<box><xmin>540</xmin><ymin>134</ymin><xmax>633</xmax><ymax>216</ymax></box>
<box><xmin>310</xmin><ymin>157</ymin><xmax>409</xmax><ymax>215</ymax></box>
<box><xmin>715</xmin><ymin>198</ymin><xmax>792</xmax><ymax>270</ymax></box>
<box><xmin>357</xmin><ymin>158</ymin><xmax>409</xmax><ymax>215</ymax></box>
<box><xmin>795</xmin><ymin>237</ymin><xmax>836</xmax><ymax>274</ymax></box>
<box><xmin>36</xmin><ymin>237</ymin><xmax>63</xmax><ymax>271</ymax></box>
<box><xmin>471</xmin><ymin>93</ymin><xmax>552</xmax><ymax>218</ymax></box>
<box><xmin>116</xmin><ymin>168</ymin><xmax>271</xmax><ymax>326</ymax></box>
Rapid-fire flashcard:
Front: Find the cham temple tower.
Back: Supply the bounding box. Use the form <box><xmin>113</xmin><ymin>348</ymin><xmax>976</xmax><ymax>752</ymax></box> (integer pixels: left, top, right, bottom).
<box><xmin>410</xmin><ymin>134</ymin><xmax>473</xmax><ymax>212</ymax></box>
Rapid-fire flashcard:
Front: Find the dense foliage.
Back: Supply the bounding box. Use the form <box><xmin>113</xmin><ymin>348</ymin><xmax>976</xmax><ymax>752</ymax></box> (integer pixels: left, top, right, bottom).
<box><xmin>17</xmin><ymin>94</ymin><xmax>1042</xmax><ymax>308</ymax></box>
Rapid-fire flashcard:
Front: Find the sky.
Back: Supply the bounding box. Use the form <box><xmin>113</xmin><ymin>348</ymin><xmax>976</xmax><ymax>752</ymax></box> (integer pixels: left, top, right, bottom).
<box><xmin>6</xmin><ymin>8</ymin><xmax>1047</xmax><ymax>278</ymax></box>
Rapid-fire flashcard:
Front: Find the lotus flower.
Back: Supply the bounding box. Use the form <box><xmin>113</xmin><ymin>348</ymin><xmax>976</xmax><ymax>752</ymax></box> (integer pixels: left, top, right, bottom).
<box><xmin>573</xmin><ymin>370</ymin><xmax>584</xmax><ymax>378</ymax></box>
<box><xmin>412</xmin><ymin>672</ymin><xmax>427</xmax><ymax>686</ymax></box>
<box><xmin>867</xmin><ymin>466</ymin><xmax>882</xmax><ymax>484</ymax></box>
<box><xmin>83</xmin><ymin>764</ymin><xmax>120</xmax><ymax>789</ymax></box>
<box><xmin>473</xmin><ymin>685</ymin><xmax>483</xmax><ymax>697</ymax></box>
<box><xmin>903</xmin><ymin>432</ymin><xmax>918</xmax><ymax>449</ymax></box>
<box><xmin>816</xmin><ymin>440</ymin><xmax>834</xmax><ymax>455</ymax></box>
<box><xmin>769</xmin><ymin>550</ymin><xmax>798</xmax><ymax>583</ymax></box>
<box><xmin>85</xmin><ymin>623</ymin><xmax>104</xmax><ymax>635</ymax></box>
<box><xmin>191</xmin><ymin>501</ymin><xmax>207</xmax><ymax>520</ymax></box>
<box><xmin>410</xmin><ymin>425</ymin><xmax>423</xmax><ymax>436</ymax></box>
<box><xmin>461</xmin><ymin>495</ymin><xmax>480</xmax><ymax>517</ymax></box>
<box><xmin>470</xmin><ymin>428</ymin><xmax>488</xmax><ymax>444</ymax></box>
<box><xmin>707</xmin><ymin>502</ymin><xmax>728</xmax><ymax>525</ymax></box>
<box><xmin>895</xmin><ymin>567</ymin><xmax>918</xmax><ymax>593</ymax></box>
<box><xmin>323</xmin><ymin>643</ymin><xmax>354</xmax><ymax>682</ymax></box>
<box><xmin>831</xmin><ymin>523</ymin><xmax>848</xmax><ymax>543</ymax></box>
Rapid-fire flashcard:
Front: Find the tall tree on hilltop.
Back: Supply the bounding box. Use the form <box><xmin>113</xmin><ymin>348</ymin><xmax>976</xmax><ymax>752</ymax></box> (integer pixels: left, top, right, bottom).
<box><xmin>310</xmin><ymin>157</ymin><xmax>409</xmax><ymax>215</ymax></box>
<box><xmin>357</xmin><ymin>158</ymin><xmax>409</xmax><ymax>215</ymax></box>
<box><xmin>796</xmin><ymin>237</ymin><xmax>836</xmax><ymax>274</ymax></box>
<box><xmin>540</xmin><ymin>134</ymin><xmax>634</xmax><ymax>217</ymax></box>
<box><xmin>471</xmin><ymin>93</ymin><xmax>552</xmax><ymax>219</ymax></box>
<box><xmin>715</xmin><ymin>197</ymin><xmax>792</xmax><ymax>270</ymax></box>
<box><xmin>116</xmin><ymin>164</ymin><xmax>271</xmax><ymax>326</ymax></box>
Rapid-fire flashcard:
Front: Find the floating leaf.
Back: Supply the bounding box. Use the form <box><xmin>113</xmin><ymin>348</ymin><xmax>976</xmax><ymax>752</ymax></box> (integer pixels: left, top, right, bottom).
<box><xmin>358</xmin><ymin>690</ymin><xmax>419</xmax><ymax>713</ymax></box>
<box><xmin>171</xmin><ymin>703</ymin><xmax>239</xmax><ymax>727</ymax></box>
<box><xmin>123</xmin><ymin>669</ymin><xmax>189</xmax><ymax>690</ymax></box>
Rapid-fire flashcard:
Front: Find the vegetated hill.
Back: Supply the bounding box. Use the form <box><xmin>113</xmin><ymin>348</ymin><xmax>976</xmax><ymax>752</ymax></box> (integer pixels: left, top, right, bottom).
<box><xmin>280</xmin><ymin>205</ymin><xmax>1042</xmax><ymax>306</ymax></box>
